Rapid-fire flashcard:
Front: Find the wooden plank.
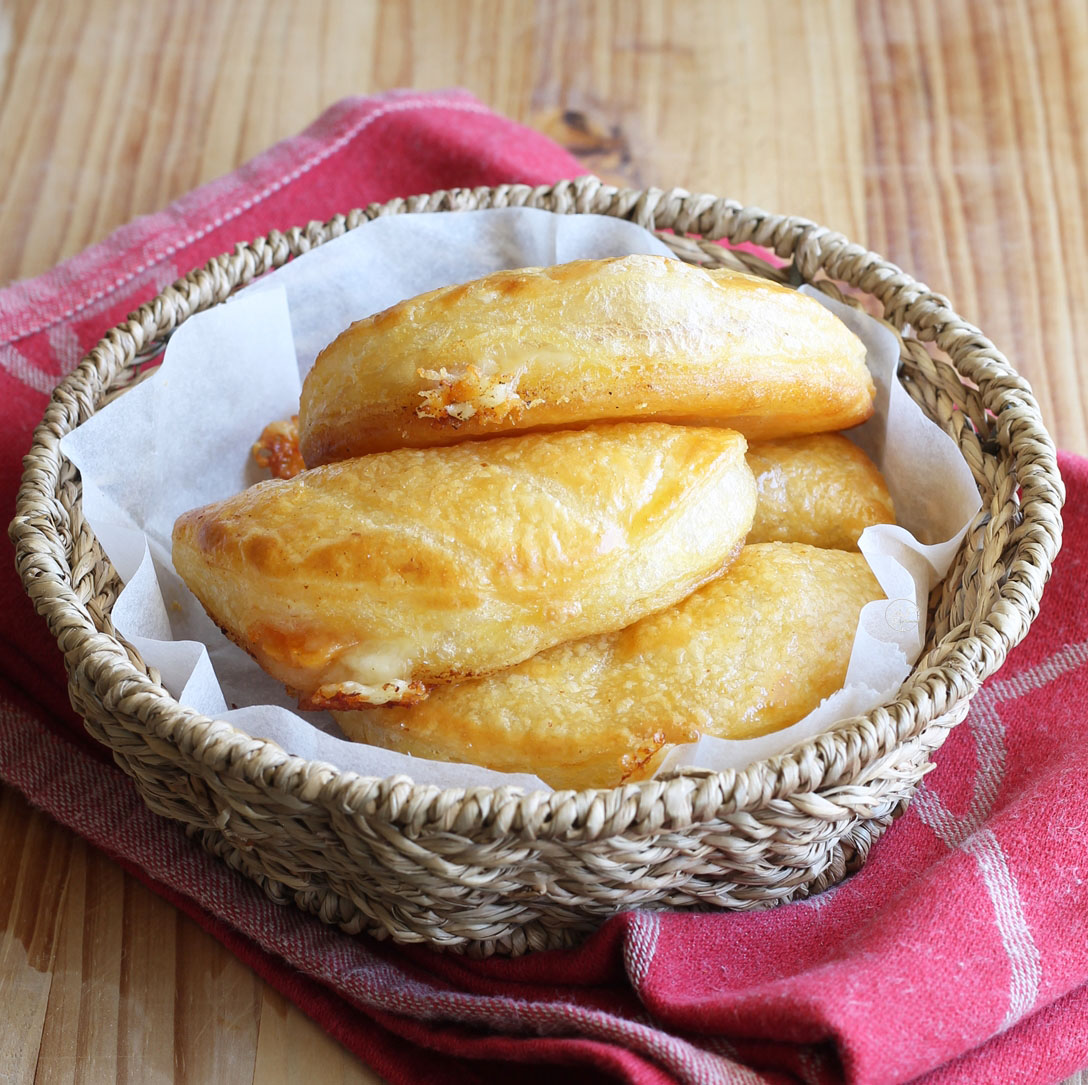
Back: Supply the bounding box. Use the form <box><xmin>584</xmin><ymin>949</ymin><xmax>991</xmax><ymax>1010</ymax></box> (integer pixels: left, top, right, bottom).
<box><xmin>0</xmin><ymin>790</ymin><xmax>60</xmax><ymax>1085</ymax></box>
<box><xmin>116</xmin><ymin>878</ymin><xmax>177</xmax><ymax>1084</ymax></box>
<box><xmin>32</xmin><ymin>831</ymin><xmax>124</xmax><ymax>1084</ymax></box>
<box><xmin>253</xmin><ymin>987</ymin><xmax>385</xmax><ymax>1084</ymax></box>
<box><xmin>857</xmin><ymin>0</ymin><xmax>1088</xmax><ymax>453</ymax></box>
<box><xmin>172</xmin><ymin>910</ymin><xmax>261</xmax><ymax>1084</ymax></box>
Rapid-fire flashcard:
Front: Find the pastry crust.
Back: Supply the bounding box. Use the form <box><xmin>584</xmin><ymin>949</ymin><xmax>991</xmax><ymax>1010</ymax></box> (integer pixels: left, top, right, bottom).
<box><xmin>747</xmin><ymin>434</ymin><xmax>895</xmax><ymax>550</ymax></box>
<box><xmin>172</xmin><ymin>422</ymin><xmax>757</xmax><ymax>708</ymax></box>
<box><xmin>251</xmin><ymin>420</ymin><xmax>895</xmax><ymax>553</ymax></box>
<box><xmin>252</xmin><ymin>415</ymin><xmax>305</xmax><ymax>480</ymax></box>
<box><xmin>336</xmin><ymin>544</ymin><xmax>884</xmax><ymax>790</ymax></box>
<box><xmin>299</xmin><ymin>255</ymin><xmax>874</xmax><ymax>464</ymax></box>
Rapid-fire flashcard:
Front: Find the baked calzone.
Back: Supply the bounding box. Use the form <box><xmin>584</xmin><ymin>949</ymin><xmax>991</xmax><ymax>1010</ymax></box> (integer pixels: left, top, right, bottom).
<box><xmin>172</xmin><ymin>422</ymin><xmax>757</xmax><ymax>709</ymax></box>
<box><xmin>335</xmin><ymin>543</ymin><xmax>884</xmax><ymax>790</ymax></box>
<box><xmin>299</xmin><ymin>255</ymin><xmax>874</xmax><ymax>464</ymax></box>
<box><xmin>747</xmin><ymin>434</ymin><xmax>895</xmax><ymax>550</ymax></box>
<box><xmin>254</xmin><ymin>420</ymin><xmax>895</xmax><ymax>552</ymax></box>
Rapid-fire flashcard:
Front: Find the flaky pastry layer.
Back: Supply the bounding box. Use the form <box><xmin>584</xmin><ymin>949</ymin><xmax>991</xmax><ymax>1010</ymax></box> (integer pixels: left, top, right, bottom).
<box><xmin>336</xmin><ymin>544</ymin><xmax>884</xmax><ymax>790</ymax></box>
<box><xmin>299</xmin><ymin>255</ymin><xmax>874</xmax><ymax>463</ymax></box>
<box><xmin>172</xmin><ymin>422</ymin><xmax>756</xmax><ymax>708</ymax></box>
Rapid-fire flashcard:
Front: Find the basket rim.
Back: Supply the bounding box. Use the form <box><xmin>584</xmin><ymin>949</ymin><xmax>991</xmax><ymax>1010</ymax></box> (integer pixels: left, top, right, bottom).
<box><xmin>9</xmin><ymin>176</ymin><xmax>1065</xmax><ymax>840</ymax></box>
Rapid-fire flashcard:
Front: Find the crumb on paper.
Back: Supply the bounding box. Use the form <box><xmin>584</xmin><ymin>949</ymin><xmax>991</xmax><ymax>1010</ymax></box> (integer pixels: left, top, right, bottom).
<box><xmin>252</xmin><ymin>415</ymin><xmax>304</xmax><ymax>479</ymax></box>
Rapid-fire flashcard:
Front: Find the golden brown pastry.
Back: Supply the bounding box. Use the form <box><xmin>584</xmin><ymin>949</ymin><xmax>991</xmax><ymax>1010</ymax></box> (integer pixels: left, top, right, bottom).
<box><xmin>252</xmin><ymin>416</ymin><xmax>305</xmax><ymax>480</ymax></box>
<box><xmin>336</xmin><ymin>543</ymin><xmax>884</xmax><ymax>791</ymax></box>
<box><xmin>747</xmin><ymin>434</ymin><xmax>895</xmax><ymax>550</ymax></box>
<box><xmin>251</xmin><ymin>421</ymin><xmax>895</xmax><ymax>554</ymax></box>
<box><xmin>173</xmin><ymin>422</ymin><xmax>757</xmax><ymax>709</ymax></box>
<box><xmin>299</xmin><ymin>255</ymin><xmax>874</xmax><ymax>464</ymax></box>
<box><xmin>253</xmin><ymin>421</ymin><xmax>895</xmax><ymax>553</ymax></box>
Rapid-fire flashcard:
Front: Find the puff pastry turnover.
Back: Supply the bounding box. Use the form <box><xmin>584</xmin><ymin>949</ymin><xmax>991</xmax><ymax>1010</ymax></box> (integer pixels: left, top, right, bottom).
<box><xmin>299</xmin><ymin>255</ymin><xmax>874</xmax><ymax>464</ymax></box>
<box><xmin>172</xmin><ymin>422</ymin><xmax>757</xmax><ymax>708</ymax></box>
<box><xmin>336</xmin><ymin>543</ymin><xmax>883</xmax><ymax>790</ymax></box>
<box><xmin>255</xmin><ymin>420</ymin><xmax>895</xmax><ymax>552</ymax></box>
<box><xmin>747</xmin><ymin>434</ymin><xmax>895</xmax><ymax>550</ymax></box>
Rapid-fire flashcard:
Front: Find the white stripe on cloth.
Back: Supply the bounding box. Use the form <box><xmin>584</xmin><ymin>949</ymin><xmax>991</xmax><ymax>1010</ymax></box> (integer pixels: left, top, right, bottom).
<box><xmin>0</xmin><ymin>342</ymin><xmax>61</xmax><ymax>394</ymax></box>
<box><xmin>911</xmin><ymin>639</ymin><xmax>1088</xmax><ymax>1033</ymax></box>
<box><xmin>963</xmin><ymin>829</ymin><xmax>1044</xmax><ymax>1031</ymax></box>
<box><xmin>624</xmin><ymin>911</ymin><xmax>661</xmax><ymax>989</ymax></box>
<box><xmin>2</xmin><ymin>260</ymin><xmax>180</xmax><ymax>392</ymax></box>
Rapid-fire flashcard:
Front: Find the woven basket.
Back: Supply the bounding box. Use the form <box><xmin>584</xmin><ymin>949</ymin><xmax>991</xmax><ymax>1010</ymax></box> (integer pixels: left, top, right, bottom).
<box><xmin>11</xmin><ymin>177</ymin><xmax>1064</xmax><ymax>956</ymax></box>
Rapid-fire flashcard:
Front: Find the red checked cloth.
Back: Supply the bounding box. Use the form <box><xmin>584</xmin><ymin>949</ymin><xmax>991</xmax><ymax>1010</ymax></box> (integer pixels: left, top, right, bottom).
<box><xmin>2</xmin><ymin>90</ymin><xmax>1085</xmax><ymax>1085</ymax></box>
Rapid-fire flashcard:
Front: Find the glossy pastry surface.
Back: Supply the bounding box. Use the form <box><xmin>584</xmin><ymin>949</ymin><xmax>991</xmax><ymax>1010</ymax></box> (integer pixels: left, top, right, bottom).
<box><xmin>251</xmin><ymin>419</ymin><xmax>895</xmax><ymax>553</ymax></box>
<box><xmin>747</xmin><ymin>434</ymin><xmax>895</xmax><ymax>550</ymax></box>
<box><xmin>172</xmin><ymin>422</ymin><xmax>756</xmax><ymax>708</ymax></box>
<box><xmin>299</xmin><ymin>255</ymin><xmax>874</xmax><ymax>463</ymax></box>
<box><xmin>336</xmin><ymin>543</ymin><xmax>884</xmax><ymax>789</ymax></box>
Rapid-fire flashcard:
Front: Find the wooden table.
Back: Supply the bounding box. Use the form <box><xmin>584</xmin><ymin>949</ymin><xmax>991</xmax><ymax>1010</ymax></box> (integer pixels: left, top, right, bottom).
<box><xmin>1</xmin><ymin>1</ymin><xmax>1085</xmax><ymax>1080</ymax></box>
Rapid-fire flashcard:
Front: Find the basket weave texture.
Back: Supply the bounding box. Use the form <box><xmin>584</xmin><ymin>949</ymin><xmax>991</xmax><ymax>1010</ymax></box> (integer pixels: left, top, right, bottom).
<box><xmin>10</xmin><ymin>178</ymin><xmax>1064</xmax><ymax>955</ymax></box>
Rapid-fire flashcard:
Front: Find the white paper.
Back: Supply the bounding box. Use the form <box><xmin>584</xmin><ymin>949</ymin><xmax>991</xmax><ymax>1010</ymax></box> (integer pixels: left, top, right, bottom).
<box><xmin>60</xmin><ymin>207</ymin><xmax>981</xmax><ymax>790</ymax></box>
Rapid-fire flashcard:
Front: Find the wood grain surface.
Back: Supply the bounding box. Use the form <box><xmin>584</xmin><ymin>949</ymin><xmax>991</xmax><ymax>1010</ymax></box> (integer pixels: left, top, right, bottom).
<box><xmin>1</xmin><ymin>0</ymin><xmax>1085</xmax><ymax>1081</ymax></box>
